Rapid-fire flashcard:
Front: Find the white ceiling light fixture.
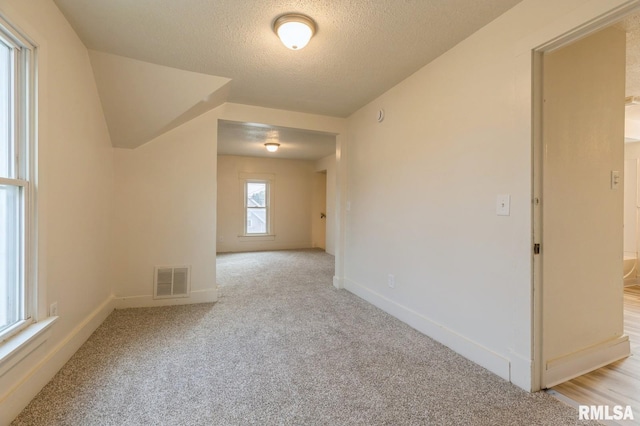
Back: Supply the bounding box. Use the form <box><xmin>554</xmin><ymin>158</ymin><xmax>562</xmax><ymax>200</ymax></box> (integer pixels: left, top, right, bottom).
<box><xmin>264</xmin><ymin>142</ymin><xmax>280</xmax><ymax>152</ymax></box>
<box><xmin>273</xmin><ymin>14</ymin><xmax>316</xmax><ymax>50</ymax></box>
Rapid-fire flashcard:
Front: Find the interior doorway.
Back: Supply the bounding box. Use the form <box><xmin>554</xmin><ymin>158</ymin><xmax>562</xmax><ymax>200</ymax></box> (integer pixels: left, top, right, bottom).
<box><xmin>533</xmin><ymin>6</ymin><xmax>640</xmax><ymax>414</ymax></box>
<box><xmin>537</xmin><ymin>24</ymin><xmax>628</xmax><ymax>390</ymax></box>
<box><xmin>215</xmin><ymin>119</ymin><xmax>338</xmax><ymax>272</ymax></box>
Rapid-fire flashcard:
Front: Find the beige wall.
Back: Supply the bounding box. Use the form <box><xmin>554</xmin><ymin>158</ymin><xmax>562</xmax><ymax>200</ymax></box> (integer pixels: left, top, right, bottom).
<box><xmin>0</xmin><ymin>0</ymin><xmax>115</xmax><ymax>421</ymax></box>
<box><xmin>217</xmin><ymin>155</ymin><xmax>316</xmax><ymax>253</ymax></box>
<box><xmin>343</xmin><ymin>0</ymin><xmax>637</xmax><ymax>391</ymax></box>
<box><xmin>112</xmin><ymin>109</ymin><xmax>218</xmax><ymax>307</ymax></box>
<box><xmin>541</xmin><ymin>27</ymin><xmax>626</xmax><ymax>387</ymax></box>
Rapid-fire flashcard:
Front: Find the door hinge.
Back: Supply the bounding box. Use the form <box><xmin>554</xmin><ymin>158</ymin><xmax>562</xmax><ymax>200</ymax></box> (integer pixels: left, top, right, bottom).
<box><xmin>534</xmin><ymin>243</ymin><xmax>541</xmax><ymax>255</ymax></box>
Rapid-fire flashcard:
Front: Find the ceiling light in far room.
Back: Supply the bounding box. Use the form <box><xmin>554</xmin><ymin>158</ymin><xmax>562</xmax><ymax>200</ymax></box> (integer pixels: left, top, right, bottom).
<box><xmin>273</xmin><ymin>13</ymin><xmax>316</xmax><ymax>50</ymax></box>
<box><xmin>264</xmin><ymin>142</ymin><xmax>280</xmax><ymax>152</ymax></box>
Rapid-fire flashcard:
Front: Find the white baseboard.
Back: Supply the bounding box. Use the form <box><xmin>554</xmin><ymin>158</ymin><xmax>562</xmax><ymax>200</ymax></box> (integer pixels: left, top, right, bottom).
<box><xmin>0</xmin><ymin>295</ymin><xmax>115</xmax><ymax>426</ymax></box>
<box><xmin>113</xmin><ymin>287</ymin><xmax>218</xmax><ymax>309</ymax></box>
<box><xmin>543</xmin><ymin>335</ymin><xmax>630</xmax><ymax>388</ymax></box>
<box><xmin>343</xmin><ymin>278</ymin><xmax>511</xmax><ymax>382</ymax></box>
<box><xmin>333</xmin><ymin>276</ymin><xmax>343</xmax><ymax>289</ymax></box>
<box><xmin>217</xmin><ymin>241</ymin><xmax>313</xmax><ymax>253</ymax></box>
<box><xmin>509</xmin><ymin>349</ymin><xmax>533</xmax><ymax>391</ymax></box>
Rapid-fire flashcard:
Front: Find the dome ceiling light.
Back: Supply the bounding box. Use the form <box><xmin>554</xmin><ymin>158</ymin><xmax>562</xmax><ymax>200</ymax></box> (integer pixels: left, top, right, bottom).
<box><xmin>273</xmin><ymin>14</ymin><xmax>316</xmax><ymax>50</ymax></box>
<box><xmin>264</xmin><ymin>142</ymin><xmax>280</xmax><ymax>152</ymax></box>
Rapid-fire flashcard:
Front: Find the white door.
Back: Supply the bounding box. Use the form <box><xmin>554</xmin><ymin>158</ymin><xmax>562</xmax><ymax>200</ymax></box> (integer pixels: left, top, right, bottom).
<box><xmin>540</xmin><ymin>26</ymin><xmax>628</xmax><ymax>388</ymax></box>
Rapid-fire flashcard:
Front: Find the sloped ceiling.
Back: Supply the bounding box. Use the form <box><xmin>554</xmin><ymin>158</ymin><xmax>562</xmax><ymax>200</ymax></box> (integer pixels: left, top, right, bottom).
<box><xmin>55</xmin><ymin>0</ymin><xmax>524</xmax><ymax>121</ymax></box>
<box><xmin>61</xmin><ymin>3</ymin><xmax>640</xmax><ymax>152</ymax></box>
<box><xmin>619</xmin><ymin>13</ymin><xmax>640</xmax><ymax>99</ymax></box>
<box><xmin>89</xmin><ymin>51</ymin><xmax>230</xmax><ymax>149</ymax></box>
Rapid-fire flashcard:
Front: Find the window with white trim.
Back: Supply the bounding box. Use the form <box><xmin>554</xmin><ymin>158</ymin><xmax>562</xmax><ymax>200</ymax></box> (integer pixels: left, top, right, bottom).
<box><xmin>0</xmin><ymin>18</ymin><xmax>35</xmax><ymax>343</ymax></box>
<box><xmin>245</xmin><ymin>180</ymin><xmax>270</xmax><ymax>235</ymax></box>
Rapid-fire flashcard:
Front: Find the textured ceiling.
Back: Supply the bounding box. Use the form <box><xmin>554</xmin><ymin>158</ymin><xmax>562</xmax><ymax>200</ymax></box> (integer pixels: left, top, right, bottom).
<box><xmin>615</xmin><ymin>12</ymin><xmax>640</xmax><ymax>141</ymax></box>
<box><xmin>51</xmin><ymin>1</ymin><xmax>640</xmax><ymax>153</ymax></box>
<box><xmin>217</xmin><ymin>121</ymin><xmax>336</xmax><ymax>161</ymax></box>
<box><xmin>53</xmin><ymin>0</ymin><xmax>525</xmax><ymax>118</ymax></box>
<box><xmin>619</xmin><ymin>13</ymin><xmax>640</xmax><ymax>99</ymax></box>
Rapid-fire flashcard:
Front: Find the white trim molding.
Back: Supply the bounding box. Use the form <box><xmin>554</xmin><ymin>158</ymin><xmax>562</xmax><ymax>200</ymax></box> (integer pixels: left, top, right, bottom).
<box><xmin>332</xmin><ymin>276</ymin><xmax>343</xmax><ymax>289</ymax></box>
<box><xmin>543</xmin><ymin>335</ymin><xmax>630</xmax><ymax>388</ymax></box>
<box><xmin>509</xmin><ymin>349</ymin><xmax>533</xmax><ymax>391</ymax></box>
<box><xmin>343</xmin><ymin>278</ymin><xmax>511</xmax><ymax>382</ymax></box>
<box><xmin>114</xmin><ymin>287</ymin><xmax>218</xmax><ymax>309</ymax></box>
<box><xmin>0</xmin><ymin>317</ymin><xmax>57</xmax><ymax>378</ymax></box>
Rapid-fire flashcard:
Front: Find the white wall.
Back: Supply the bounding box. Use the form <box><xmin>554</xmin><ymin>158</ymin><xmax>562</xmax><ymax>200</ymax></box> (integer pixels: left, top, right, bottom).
<box><xmin>624</xmin><ymin>143</ymin><xmax>640</xmax><ymax>282</ymax></box>
<box><xmin>315</xmin><ymin>154</ymin><xmax>336</xmax><ymax>255</ymax></box>
<box><xmin>311</xmin><ymin>170</ymin><xmax>327</xmax><ymax>250</ymax></box>
<box><xmin>626</xmin><ymin>118</ymin><xmax>640</xmax><ymax>141</ymax></box>
<box><xmin>540</xmin><ymin>27</ymin><xmax>626</xmax><ymax>387</ymax></box>
<box><xmin>217</xmin><ymin>155</ymin><xmax>315</xmax><ymax>252</ymax></box>
<box><xmin>343</xmin><ymin>0</ymin><xmax>638</xmax><ymax>391</ymax></box>
<box><xmin>0</xmin><ymin>0</ymin><xmax>115</xmax><ymax>422</ymax></box>
<box><xmin>112</xmin><ymin>109</ymin><xmax>218</xmax><ymax>307</ymax></box>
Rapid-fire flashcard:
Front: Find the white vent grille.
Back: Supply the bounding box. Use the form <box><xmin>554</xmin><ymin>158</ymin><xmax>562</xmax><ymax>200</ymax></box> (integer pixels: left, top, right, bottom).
<box><xmin>154</xmin><ymin>266</ymin><xmax>191</xmax><ymax>299</ymax></box>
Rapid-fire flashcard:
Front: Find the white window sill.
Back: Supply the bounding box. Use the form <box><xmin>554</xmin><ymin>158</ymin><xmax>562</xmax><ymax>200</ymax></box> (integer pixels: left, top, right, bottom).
<box><xmin>238</xmin><ymin>234</ymin><xmax>276</xmax><ymax>242</ymax></box>
<box><xmin>0</xmin><ymin>316</ymin><xmax>58</xmax><ymax>378</ymax></box>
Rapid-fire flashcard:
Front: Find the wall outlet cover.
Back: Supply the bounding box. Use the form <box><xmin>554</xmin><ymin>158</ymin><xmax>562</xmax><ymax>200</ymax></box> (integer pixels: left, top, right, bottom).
<box><xmin>496</xmin><ymin>194</ymin><xmax>511</xmax><ymax>216</ymax></box>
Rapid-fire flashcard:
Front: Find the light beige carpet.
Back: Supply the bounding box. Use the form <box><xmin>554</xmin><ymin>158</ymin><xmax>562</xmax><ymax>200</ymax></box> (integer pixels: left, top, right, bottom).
<box><xmin>12</xmin><ymin>249</ymin><xmax>597</xmax><ymax>425</ymax></box>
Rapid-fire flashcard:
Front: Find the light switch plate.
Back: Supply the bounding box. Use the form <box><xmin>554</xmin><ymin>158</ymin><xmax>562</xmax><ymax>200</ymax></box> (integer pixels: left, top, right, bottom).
<box><xmin>497</xmin><ymin>194</ymin><xmax>510</xmax><ymax>216</ymax></box>
<box><xmin>611</xmin><ymin>170</ymin><xmax>621</xmax><ymax>190</ymax></box>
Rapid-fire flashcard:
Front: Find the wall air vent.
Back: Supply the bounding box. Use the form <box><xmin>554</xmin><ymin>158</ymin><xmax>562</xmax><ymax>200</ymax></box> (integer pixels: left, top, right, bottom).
<box><xmin>153</xmin><ymin>266</ymin><xmax>191</xmax><ymax>299</ymax></box>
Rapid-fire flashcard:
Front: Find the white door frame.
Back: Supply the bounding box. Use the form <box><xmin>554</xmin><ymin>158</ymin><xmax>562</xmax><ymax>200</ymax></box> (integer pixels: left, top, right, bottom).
<box><xmin>531</xmin><ymin>1</ymin><xmax>640</xmax><ymax>391</ymax></box>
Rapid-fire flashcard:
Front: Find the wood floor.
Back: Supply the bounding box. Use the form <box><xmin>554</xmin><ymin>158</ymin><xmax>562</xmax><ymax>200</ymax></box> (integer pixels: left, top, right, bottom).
<box><xmin>551</xmin><ymin>285</ymin><xmax>640</xmax><ymax>424</ymax></box>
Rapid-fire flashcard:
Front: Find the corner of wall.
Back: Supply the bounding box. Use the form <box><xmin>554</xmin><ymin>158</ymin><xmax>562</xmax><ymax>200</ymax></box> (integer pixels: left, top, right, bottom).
<box><xmin>508</xmin><ymin>350</ymin><xmax>534</xmax><ymax>391</ymax></box>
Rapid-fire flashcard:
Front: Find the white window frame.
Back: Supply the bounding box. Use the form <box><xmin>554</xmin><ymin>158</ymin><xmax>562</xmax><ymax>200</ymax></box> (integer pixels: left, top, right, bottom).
<box><xmin>0</xmin><ymin>15</ymin><xmax>37</xmax><ymax>344</ymax></box>
<box><xmin>238</xmin><ymin>173</ymin><xmax>275</xmax><ymax>240</ymax></box>
<box><xmin>244</xmin><ymin>179</ymin><xmax>270</xmax><ymax>235</ymax></box>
